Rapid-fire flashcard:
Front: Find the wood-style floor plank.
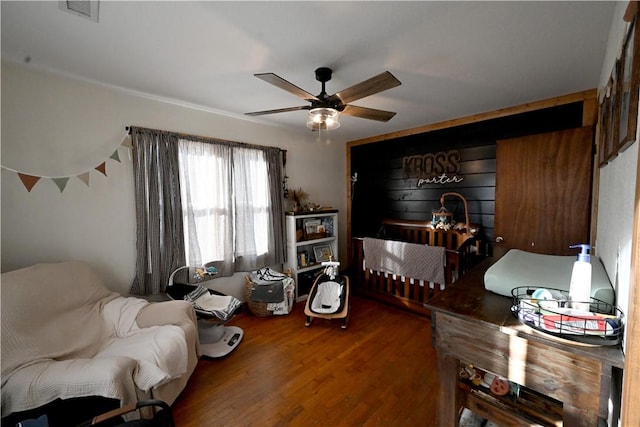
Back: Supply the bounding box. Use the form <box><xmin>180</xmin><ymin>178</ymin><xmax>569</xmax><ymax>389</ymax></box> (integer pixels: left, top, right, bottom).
<box><xmin>172</xmin><ymin>295</ymin><xmax>439</xmax><ymax>426</ymax></box>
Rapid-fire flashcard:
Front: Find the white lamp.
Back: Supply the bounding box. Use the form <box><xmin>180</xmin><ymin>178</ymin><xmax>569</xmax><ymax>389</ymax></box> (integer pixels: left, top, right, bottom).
<box><xmin>307</xmin><ymin>107</ymin><xmax>340</xmax><ymax>131</ymax></box>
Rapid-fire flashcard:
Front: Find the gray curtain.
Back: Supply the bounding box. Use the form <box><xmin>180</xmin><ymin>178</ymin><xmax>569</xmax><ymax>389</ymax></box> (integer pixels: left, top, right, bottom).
<box><xmin>130</xmin><ymin>127</ymin><xmax>186</xmax><ymax>295</ymax></box>
<box><xmin>129</xmin><ymin>126</ymin><xmax>286</xmax><ymax>294</ymax></box>
<box><xmin>265</xmin><ymin>148</ymin><xmax>286</xmax><ymax>265</ymax></box>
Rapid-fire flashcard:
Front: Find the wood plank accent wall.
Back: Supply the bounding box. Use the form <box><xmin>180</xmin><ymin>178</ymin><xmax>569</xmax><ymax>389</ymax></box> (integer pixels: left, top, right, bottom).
<box><xmin>346</xmin><ymin>90</ymin><xmax>597</xmax><ymax>265</ymax></box>
<box><xmin>349</xmin><ymin>102</ymin><xmax>584</xmax><ymax>250</ymax></box>
<box><xmin>351</xmin><ymin>144</ymin><xmax>496</xmax><ymax>238</ymax></box>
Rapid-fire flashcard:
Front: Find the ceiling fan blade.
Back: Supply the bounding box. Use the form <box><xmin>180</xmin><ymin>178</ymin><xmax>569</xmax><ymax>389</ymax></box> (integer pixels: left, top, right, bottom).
<box><xmin>330</xmin><ymin>71</ymin><xmax>401</xmax><ymax>105</ymax></box>
<box><xmin>245</xmin><ymin>105</ymin><xmax>310</xmax><ymax>116</ymax></box>
<box><xmin>341</xmin><ymin>105</ymin><xmax>397</xmax><ymax>122</ymax></box>
<box><xmin>254</xmin><ymin>73</ymin><xmax>319</xmax><ymax>101</ymax></box>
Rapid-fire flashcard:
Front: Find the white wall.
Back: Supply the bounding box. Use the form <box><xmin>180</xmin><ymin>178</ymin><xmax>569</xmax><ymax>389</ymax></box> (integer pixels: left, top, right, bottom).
<box><xmin>1</xmin><ymin>61</ymin><xmax>347</xmax><ymax>299</ymax></box>
<box><xmin>597</xmin><ymin>141</ymin><xmax>637</xmax><ymax>347</ymax></box>
<box><xmin>595</xmin><ymin>2</ymin><xmax>638</xmax><ymax>354</ymax></box>
<box><xmin>599</xmin><ymin>2</ymin><xmax>631</xmax><ymax>89</ymax></box>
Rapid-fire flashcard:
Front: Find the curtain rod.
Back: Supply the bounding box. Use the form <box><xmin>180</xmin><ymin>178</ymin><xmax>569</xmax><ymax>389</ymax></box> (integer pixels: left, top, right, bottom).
<box><xmin>125</xmin><ymin>126</ymin><xmax>287</xmax><ymax>155</ymax></box>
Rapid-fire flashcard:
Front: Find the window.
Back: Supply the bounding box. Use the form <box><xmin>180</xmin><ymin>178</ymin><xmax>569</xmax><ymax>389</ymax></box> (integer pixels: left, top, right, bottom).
<box><xmin>179</xmin><ymin>140</ymin><xmax>231</xmax><ymax>266</ymax></box>
<box><xmin>129</xmin><ymin>126</ymin><xmax>285</xmax><ymax>295</ymax></box>
<box><xmin>178</xmin><ymin>139</ymin><xmax>283</xmax><ymax>274</ymax></box>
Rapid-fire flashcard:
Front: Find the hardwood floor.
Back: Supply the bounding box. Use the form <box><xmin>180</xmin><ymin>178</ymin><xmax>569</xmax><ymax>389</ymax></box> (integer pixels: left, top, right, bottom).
<box><xmin>172</xmin><ymin>295</ymin><xmax>439</xmax><ymax>426</ymax></box>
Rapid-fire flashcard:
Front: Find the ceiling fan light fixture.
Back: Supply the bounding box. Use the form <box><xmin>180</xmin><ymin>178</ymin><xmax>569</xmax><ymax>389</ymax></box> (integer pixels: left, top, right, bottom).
<box><xmin>307</xmin><ymin>107</ymin><xmax>340</xmax><ymax>130</ymax></box>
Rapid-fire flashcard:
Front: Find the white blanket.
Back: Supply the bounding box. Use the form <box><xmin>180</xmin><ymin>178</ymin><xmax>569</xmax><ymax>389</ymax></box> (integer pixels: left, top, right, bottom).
<box><xmin>99</xmin><ymin>297</ymin><xmax>188</xmax><ymax>391</ymax></box>
<box><xmin>363</xmin><ymin>237</ymin><xmax>446</xmax><ymax>285</ymax></box>
<box><xmin>96</xmin><ymin>324</ymin><xmax>187</xmax><ymax>392</ymax></box>
<box><xmin>1</xmin><ymin>261</ymin><xmax>188</xmax><ymax>415</ymax></box>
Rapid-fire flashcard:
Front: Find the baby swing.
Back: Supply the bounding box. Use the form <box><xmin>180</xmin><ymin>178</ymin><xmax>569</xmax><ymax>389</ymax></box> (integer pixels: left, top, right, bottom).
<box><xmin>304</xmin><ymin>260</ymin><xmax>350</xmax><ymax>329</ymax></box>
<box><xmin>166</xmin><ymin>265</ymin><xmax>243</xmax><ymax>358</ymax></box>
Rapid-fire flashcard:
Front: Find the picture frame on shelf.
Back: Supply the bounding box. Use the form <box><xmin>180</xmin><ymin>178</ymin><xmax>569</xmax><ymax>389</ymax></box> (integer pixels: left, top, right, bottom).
<box><xmin>313</xmin><ymin>244</ymin><xmax>333</xmax><ymax>263</ymax></box>
<box><xmin>303</xmin><ymin>218</ymin><xmax>327</xmax><ymax>240</ymax></box>
<box><xmin>303</xmin><ymin>219</ymin><xmax>321</xmax><ymax>234</ymax></box>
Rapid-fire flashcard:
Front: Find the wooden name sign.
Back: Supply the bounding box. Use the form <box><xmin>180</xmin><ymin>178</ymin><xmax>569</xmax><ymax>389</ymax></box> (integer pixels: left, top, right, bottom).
<box><xmin>403</xmin><ymin>150</ymin><xmax>464</xmax><ymax>186</ymax></box>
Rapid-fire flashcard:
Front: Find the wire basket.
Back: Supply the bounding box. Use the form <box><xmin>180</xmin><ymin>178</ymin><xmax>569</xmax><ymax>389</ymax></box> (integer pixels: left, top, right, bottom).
<box><xmin>511</xmin><ymin>286</ymin><xmax>624</xmax><ymax>346</ymax></box>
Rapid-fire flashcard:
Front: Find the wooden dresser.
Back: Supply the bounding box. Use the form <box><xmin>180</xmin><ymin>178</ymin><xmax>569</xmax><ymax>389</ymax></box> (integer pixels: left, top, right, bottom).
<box><xmin>425</xmin><ymin>255</ymin><xmax>625</xmax><ymax>426</ymax></box>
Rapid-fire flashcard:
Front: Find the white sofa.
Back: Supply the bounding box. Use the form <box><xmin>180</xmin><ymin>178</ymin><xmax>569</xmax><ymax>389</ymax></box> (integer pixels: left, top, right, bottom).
<box><xmin>1</xmin><ymin>261</ymin><xmax>200</xmax><ymax>421</ymax></box>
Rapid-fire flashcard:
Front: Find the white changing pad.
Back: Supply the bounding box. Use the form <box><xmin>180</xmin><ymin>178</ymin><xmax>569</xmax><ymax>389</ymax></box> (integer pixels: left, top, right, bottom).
<box><xmin>484</xmin><ymin>249</ymin><xmax>614</xmax><ymax>305</ymax></box>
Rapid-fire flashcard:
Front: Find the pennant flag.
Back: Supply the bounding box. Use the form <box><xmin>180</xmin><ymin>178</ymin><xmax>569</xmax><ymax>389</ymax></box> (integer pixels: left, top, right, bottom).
<box><xmin>95</xmin><ymin>162</ymin><xmax>107</xmax><ymax>176</ymax></box>
<box><xmin>121</xmin><ymin>134</ymin><xmax>133</xmax><ymax>149</ymax></box>
<box><xmin>77</xmin><ymin>172</ymin><xmax>90</xmax><ymax>186</ymax></box>
<box><xmin>5</xmin><ymin>130</ymin><xmax>131</xmax><ymax>192</ymax></box>
<box><xmin>51</xmin><ymin>177</ymin><xmax>70</xmax><ymax>193</ymax></box>
<box><xmin>18</xmin><ymin>173</ymin><xmax>41</xmax><ymax>192</ymax></box>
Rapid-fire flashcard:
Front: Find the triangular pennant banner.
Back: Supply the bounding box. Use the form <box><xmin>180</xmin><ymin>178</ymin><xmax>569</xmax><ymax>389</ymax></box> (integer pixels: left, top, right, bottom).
<box><xmin>18</xmin><ymin>173</ymin><xmax>41</xmax><ymax>192</ymax></box>
<box><xmin>77</xmin><ymin>172</ymin><xmax>90</xmax><ymax>186</ymax></box>
<box><xmin>6</xmin><ymin>131</ymin><xmax>132</xmax><ymax>193</ymax></box>
<box><xmin>95</xmin><ymin>162</ymin><xmax>107</xmax><ymax>176</ymax></box>
<box><xmin>51</xmin><ymin>177</ymin><xmax>70</xmax><ymax>193</ymax></box>
<box><xmin>121</xmin><ymin>134</ymin><xmax>133</xmax><ymax>149</ymax></box>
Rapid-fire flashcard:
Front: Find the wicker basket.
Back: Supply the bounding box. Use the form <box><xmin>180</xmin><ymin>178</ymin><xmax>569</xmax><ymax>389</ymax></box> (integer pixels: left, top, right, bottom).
<box><xmin>244</xmin><ymin>269</ymin><xmax>294</xmax><ymax>317</ymax></box>
<box><xmin>304</xmin><ymin>232</ymin><xmax>328</xmax><ymax>241</ymax></box>
<box><xmin>244</xmin><ymin>276</ymin><xmax>273</xmax><ymax>317</ymax></box>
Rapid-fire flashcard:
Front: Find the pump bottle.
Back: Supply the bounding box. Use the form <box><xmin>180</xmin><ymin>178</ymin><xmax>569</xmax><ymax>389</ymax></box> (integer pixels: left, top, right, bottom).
<box><xmin>569</xmin><ymin>244</ymin><xmax>592</xmax><ymax>312</ymax></box>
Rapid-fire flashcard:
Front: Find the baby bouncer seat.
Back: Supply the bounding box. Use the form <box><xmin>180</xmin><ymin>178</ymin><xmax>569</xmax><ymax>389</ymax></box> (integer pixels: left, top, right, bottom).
<box><xmin>166</xmin><ymin>266</ymin><xmax>243</xmax><ymax>358</ymax></box>
<box><xmin>304</xmin><ymin>260</ymin><xmax>350</xmax><ymax>329</ymax></box>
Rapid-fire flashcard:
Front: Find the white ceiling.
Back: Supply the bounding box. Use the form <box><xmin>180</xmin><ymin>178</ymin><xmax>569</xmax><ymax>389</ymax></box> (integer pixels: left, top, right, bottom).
<box><xmin>1</xmin><ymin>1</ymin><xmax>615</xmax><ymax>143</ymax></box>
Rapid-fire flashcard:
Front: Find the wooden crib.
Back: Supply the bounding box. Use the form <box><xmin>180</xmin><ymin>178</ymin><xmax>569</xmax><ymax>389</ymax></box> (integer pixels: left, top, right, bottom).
<box><xmin>351</xmin><ymin>220</ymin><xmax>482</xmax><ymax>316</ymax></box>
<box><xmin>379</xmin><ymin>218</ymin><xmax>484</xmax><ymax>278</ymax></box>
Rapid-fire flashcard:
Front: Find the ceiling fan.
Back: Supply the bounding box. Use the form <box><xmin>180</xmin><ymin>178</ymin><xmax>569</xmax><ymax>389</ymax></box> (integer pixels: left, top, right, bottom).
<box><xmin>245</xmin><ymin>67</ymin><xmax>401</xmax><ymax>130</ymax></box>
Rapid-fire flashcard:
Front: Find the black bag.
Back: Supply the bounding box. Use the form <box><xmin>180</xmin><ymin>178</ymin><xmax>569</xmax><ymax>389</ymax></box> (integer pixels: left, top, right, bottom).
<box><xmin>250</xmin><ymin>282</ymin><xmax>284</xmax><ymax>303</ymax></box>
